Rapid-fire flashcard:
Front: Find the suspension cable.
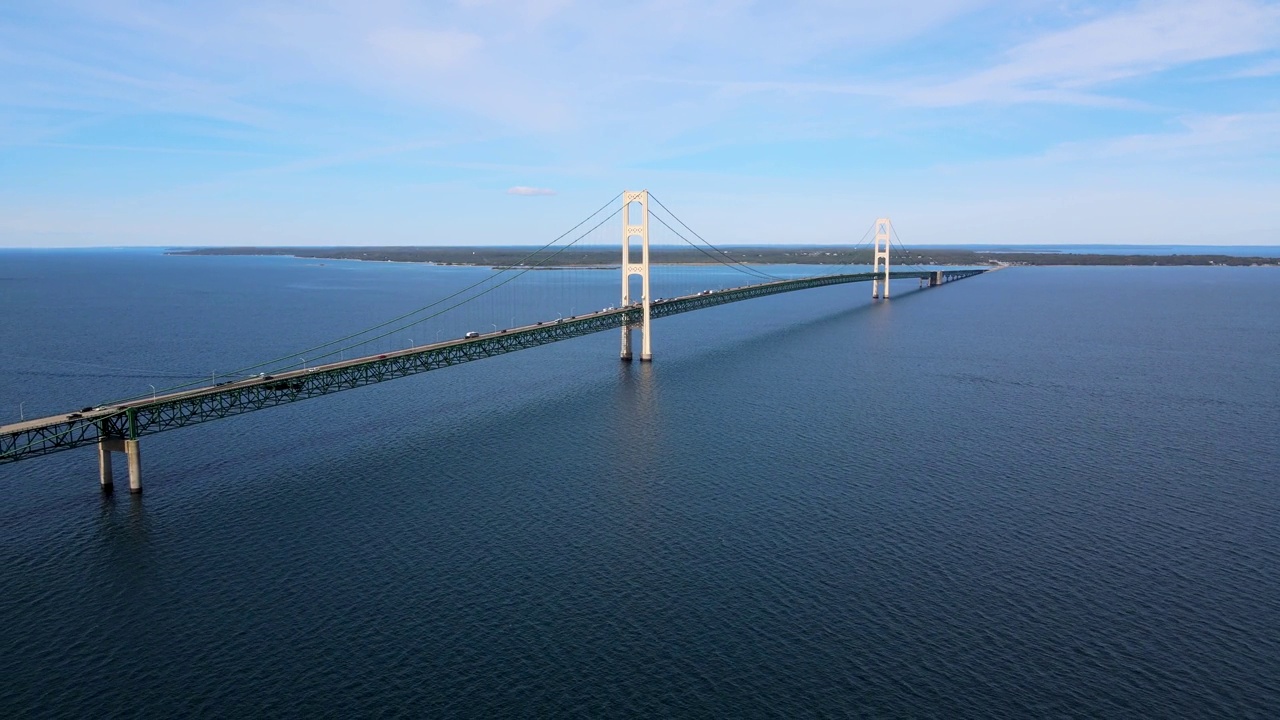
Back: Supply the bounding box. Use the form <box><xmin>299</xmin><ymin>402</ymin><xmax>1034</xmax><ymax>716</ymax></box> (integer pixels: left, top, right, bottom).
<box><xmin>809</xmin><ymin>219</ymin><xmax>878</xmax><ymax>277</ymax></box>
<box><xmin>648</xmin><ymin>212</ymin><xmax>778</xmax><ymax>282</ymax></box>
<box><xmin>107</xmin><ymin>192</ymin><xmax>623</xmax><ymax>401</ymax></box>
<box><xmin>889</xmin><ymin>223</ymin><xmax>927</xmax><ymax>273</ymax></box>
<box><xmin>316</xmin><ymin>207</ymin><xmax>623</xmax><ymax>362</ymax></box>
<box><xmin>648</xmin><ymin>194</ymin><xmax>782</xmax><ymax>281</ymax></box>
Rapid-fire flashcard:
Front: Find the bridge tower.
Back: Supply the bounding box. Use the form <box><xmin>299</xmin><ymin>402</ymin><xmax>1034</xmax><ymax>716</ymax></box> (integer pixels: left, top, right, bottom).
<box><xmin>872</xmin><ymin>217</ymin><xmax>891</xmax><ymax>299</ymax></box>
<box><xmin>621</xmin><ymin>190</ymin><xmax>652</xmax><ymax>361</ymax></box>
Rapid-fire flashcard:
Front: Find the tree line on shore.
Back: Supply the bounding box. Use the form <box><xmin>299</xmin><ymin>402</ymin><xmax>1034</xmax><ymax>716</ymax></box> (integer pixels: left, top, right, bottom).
<box><xmin>169</xmin><ymin>246</ymin><xmax>1278</xmax><ymax>267</ymax></box>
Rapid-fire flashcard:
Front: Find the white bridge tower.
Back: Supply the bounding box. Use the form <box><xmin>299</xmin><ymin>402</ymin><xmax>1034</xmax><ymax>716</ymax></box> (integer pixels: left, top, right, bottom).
<box><xmin>872</xmin><ymin>217</ymin><xmax>891</xmax><ymax>299</ymax></box>
<box><xmin>621</xmin><ymin>190</ymin><xmax>652</xmax><ymax>361</ymax></box>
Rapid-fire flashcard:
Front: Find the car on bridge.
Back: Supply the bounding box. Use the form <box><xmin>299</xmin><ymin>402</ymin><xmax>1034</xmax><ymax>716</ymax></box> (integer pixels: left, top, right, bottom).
<box><xmin>464</xmin><ymin>331</ymin><xmax>480</xmax><ymax>338</ymax></box>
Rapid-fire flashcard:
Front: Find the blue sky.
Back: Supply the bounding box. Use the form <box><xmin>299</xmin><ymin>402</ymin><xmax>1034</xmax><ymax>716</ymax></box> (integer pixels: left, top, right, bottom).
<box><xmin>2</xmin><ymin>0</ymin><xmax>1279</xmax><ymax>247</ymax></box>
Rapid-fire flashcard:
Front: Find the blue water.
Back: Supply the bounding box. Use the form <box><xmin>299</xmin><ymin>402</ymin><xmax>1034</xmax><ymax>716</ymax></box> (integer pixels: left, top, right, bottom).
<box><xmin>2</xmin><ymin>251</ymin><xmax>1279</xmax><ymax>718</ymax></box>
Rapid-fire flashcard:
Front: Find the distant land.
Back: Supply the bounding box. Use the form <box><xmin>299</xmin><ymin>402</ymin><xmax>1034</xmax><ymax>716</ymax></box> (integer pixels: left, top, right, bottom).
<box><xmin>168</xmin><ymin>246</ymin><xmax>1280</xmax><ymax>267</ymax></box>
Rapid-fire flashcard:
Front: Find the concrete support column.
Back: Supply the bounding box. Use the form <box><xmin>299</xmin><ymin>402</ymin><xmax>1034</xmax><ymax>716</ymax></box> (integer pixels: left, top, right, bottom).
<box><xmin>98</xmin><ymin>436</ymin><xmax>126</xmax><ymax>491</ymax></box>
<box><xmin>125</xmin><ymin>439</ymin><xmax>142</xmax><ymax>494</ymax></box>
<box><xmin>98</xmin><ymin>441</ymin><xmax>114</xmax><ymax>490</ymax></box>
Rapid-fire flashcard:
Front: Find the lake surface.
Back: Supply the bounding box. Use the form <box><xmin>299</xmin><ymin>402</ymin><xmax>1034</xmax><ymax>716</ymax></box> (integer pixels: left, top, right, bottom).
<box><xmin>2</xmin><ymin>251</ymin><xmax>1278</xmax><ymax>718</ymax></box>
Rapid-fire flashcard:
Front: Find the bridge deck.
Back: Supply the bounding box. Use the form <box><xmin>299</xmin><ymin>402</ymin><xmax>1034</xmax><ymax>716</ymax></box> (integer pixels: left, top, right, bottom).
<box><xmin>1</xmin><ymin>269</ymin><xmax>986</xmax><ymax>464</ymax></box>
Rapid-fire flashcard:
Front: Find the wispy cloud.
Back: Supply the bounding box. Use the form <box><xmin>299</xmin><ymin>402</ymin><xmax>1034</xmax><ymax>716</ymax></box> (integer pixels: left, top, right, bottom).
<box><xmin>1225</xmin><ymin>57</ymin><xmax>1280</xmax><ymax>78</ymax></box>
<box><xmin>691</xmin><ymin>0</ymin><xmax>1280</xmax><ymax>110</ymax></box>
<box><xmin>2</xmin><ymin>1</ymin><xmax>1280</xmax><ymax>246</ymax></box>
<box><xmin>365</xmin><ymin>27</ymin><xmax>484</xmax><ymax>71</ymax></box>
<box><xmin>1044</xmin><ymin>111</ymin><xmax>1280</xmax><ymax>162</ymax></box>
<box><xmin>909</xmin><ymin>0</ymin><xmax>1280</xmax><ymax>106</ymax></box>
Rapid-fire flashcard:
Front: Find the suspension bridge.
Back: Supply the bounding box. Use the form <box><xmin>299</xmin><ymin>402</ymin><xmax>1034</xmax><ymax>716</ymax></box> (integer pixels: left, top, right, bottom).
<box><xmin>0</xmin><ymin>191</ymin><xmax>988</xmax><ymax>492</ymax></box>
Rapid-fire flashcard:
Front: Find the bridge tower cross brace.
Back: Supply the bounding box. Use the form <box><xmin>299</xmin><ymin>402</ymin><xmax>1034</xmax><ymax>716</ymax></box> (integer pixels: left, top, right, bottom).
<box><xmin>872</xmin><ymin>217</ymin><xmax>891</xmax><ymax>299</ymax></box>
<box><xmin>620</xmin><ymin>190</ymin><xmax>652</xmax><ymax>362</ymax></box>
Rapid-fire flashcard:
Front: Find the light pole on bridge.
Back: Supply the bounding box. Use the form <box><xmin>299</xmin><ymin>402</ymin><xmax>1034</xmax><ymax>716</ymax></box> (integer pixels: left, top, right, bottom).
<box><xmin>18</xmin><ymin>402</ymin><xmax>23</xmax><ymax>421</ymax></box>
<box><xmin>149</xmin><ymin>385</ymin><xmax>156</xmax><ymax>401</ymax></box>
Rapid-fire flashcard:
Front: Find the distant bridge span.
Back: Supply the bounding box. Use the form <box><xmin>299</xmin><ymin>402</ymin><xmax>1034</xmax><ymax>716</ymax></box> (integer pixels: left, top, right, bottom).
<box><xmin>0</xmin><ymin>190</ymin><xmax>988</xmax><ymax>492</ymax></box>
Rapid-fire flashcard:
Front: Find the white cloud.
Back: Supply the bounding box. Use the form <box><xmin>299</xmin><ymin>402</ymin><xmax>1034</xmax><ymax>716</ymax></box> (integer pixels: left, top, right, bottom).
<box><xmin>640</xmin><ymin>1</ymin><xmax>1280</xmax><ymax>114</ymax></box>
<box><xmin>911</xmin><ymin>0</ymin><xmax>1280</xmax><ymax>106</ymax></box>
<box><xmin>366</xmin><ymin>28</ymin><xmax>483</xmax><ymax>72</ymax></box>
<box><xmin>1226</xmin><ymin>57</ymin><xmax>1280</xmax><ymax>77</ymax></box>
<box><xmin>913</xmin><ymin>110</ymin><xmax>1280</xmax><ymax>186</ymax></box>
<box><xmin>1045</xmin><ymin>111</ymin><xmax>1280</xmax><ymax>161</ymax></box>
<box><xmin>6</xmin><ymin>0</ymin><xmax>995</xmax><ymax>133</ymax></box>
<box><xmin>5</xmin><ymin>0</ymin><xmax>1280</xmax><ymax>248</ymax></box>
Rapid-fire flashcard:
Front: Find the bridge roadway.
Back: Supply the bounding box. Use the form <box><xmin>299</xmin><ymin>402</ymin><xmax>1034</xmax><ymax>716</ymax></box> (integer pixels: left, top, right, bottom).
<box><xmin>1</xmin><ymin>268</ymin><xmax>985</xmax><ymax>465</ymax></box>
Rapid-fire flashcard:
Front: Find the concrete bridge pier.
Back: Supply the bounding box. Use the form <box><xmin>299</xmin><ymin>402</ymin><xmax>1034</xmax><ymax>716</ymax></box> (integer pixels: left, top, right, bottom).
<box><xmin>97</xmin><ymin>437</ymin><xmax>141</xmax><ymax>494</ymax></box>
<box><xmin>126</xmin><ymin>440</ymin><xmax>142</xmax><ymax>494</ymax></box>
<box><xmin>929</xmin><ymin>271</ymin><xmax>943</xmax><ymax>287</ymax></box>
<box><xmin>98</xmin><ymin>438</ymin><xmax>117</xmax><ymax>491</ymax></box>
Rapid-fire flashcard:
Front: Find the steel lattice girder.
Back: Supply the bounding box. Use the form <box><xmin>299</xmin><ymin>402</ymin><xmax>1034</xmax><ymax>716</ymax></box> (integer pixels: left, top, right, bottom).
<box><xmin>0</xmin><ymin>269</ymin><xmax>986</xmax><ymax>464</ymax></box>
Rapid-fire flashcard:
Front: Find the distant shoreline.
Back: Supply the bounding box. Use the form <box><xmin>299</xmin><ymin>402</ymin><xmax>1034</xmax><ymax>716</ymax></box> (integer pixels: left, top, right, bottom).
<box><xmin>166</xmin><ymin>246</ymin><xmax>1279</xmax><ymax>267</ymax></box>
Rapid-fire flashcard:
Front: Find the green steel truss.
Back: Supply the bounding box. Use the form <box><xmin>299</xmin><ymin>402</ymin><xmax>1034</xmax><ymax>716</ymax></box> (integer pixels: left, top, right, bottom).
<box><xmin>1</xmin><ymin>268</ymin><xmax>986</xmax><ymax>465</ymax></box>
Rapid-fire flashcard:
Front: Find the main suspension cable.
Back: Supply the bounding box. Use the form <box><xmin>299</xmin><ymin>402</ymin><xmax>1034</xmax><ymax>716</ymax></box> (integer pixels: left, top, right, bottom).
<box><xmin>889</xmin><ymin>223</ymin><xmax>926</xmax><ymax>273</ymax></box>
<box><xmin>807</xmin><ymin>219</ymin><xmax>878</xmax><ymax>278</ymax></box>
<box><xmin>649</xmin><ymin>212</ymin><xmax>777</xmax><ymax>281</ymax></box>
<box><xmin>107</xmin><ymin>192</ymin><xmax>623</xmax><ymax>402</ymax></box>
<box><xmin>318</xmin><ymin>206</ymin><xmax>623</xmax><ymax>362</ymax></box>
<box><xmin>648</xmin><ymin>194</ymin><xmax>782</xmax><ymax>281</ymax></box>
